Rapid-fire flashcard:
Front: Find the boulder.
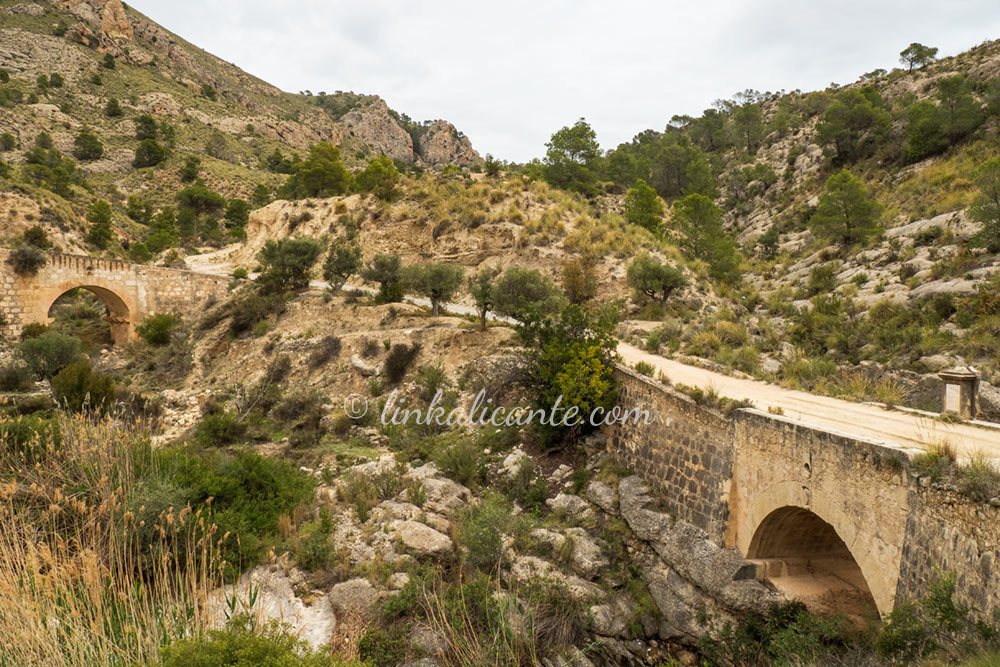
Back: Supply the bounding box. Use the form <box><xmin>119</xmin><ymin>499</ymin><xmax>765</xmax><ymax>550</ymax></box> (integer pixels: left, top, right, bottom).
<box><xmin>548</xmin><ymin>464</ymin><xmax>573</xmax><ymax>487</ymax></box>
<box><xmin>207</xmin><ymin>565</ymin><xmax>334</xmax><ymax>649</ymax></box>
<box><xmin>328</xmin><ymin>578</ymin><xmax>379</xmax><ymax>616</ymax></box>
<box><xmin>421</xmin><ymin>476</ymin><xmax>472</xmax><ymax>518</ymax></box>
<box><xmin>618</xmin><ymin>476</ymin><xmax>672</xmax><ymax>542</ymax></box>
<box><xmin>546</xmin><ymin>493</ymin><xmax>594</xmax><ymax>519</ymax></box>
<box><xmin>760</xmin><ymin>355</ymin><xmax>782</xmax><ymax>375</ymax></box>
<box><xmin>590</xmin><ymin>594</ymin><xmax>636</xmax><ymax>637</ymax></box>
<box><xmin>350</xmin><ymin>353</ymin><xmax>378</xmax><ymax>377</ymax></box>
<box><xmin>619</xmin><ymin>477</ymin><xmax>781</xmax><ymax>619</ymax></box>
<box><xmin>501</xmin><ymin>447</ymin><xmax>530</xmax><ymax>478</ymax></box>
<box><xmin>508</xmin><ymin>555</ymin><xmax>603</xmax><ymax>602</ymax></box>
<box><xmin>585</xmin><ymin>480</ymin><xmax>618</xmax><ymax>515</ymax></box>
<box><xmin>920</xmin><ymin>354</ymin><xmax>955</xmax><ymax>372</ymax></box>
<box><xmin>979</xmin><ymin>381</ymin><xmax>1000</xmax><ymax>422</ymax></box>
<box><xmin>394</xmin><ymin>520</ymin><xmax>453</xmax><ymax>557</ymax></box>
<box><xmin>529</xmin><ymin>527</ymin><xmax>609</xmax><ymax>580</ymax></box>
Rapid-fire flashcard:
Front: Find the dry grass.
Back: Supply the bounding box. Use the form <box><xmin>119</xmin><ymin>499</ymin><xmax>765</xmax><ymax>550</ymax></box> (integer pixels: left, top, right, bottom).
<box><xmin>0</xmin><ymin>416</ymin><xmax>228</xmax><ymax>666</ymax></box>
<box><xmin>874</xmin><ymin>377</ymin><xmax>911</xmax><ymax>409</ymax></box>
<box><xmin>420</xmin><ymin>576</ymin><xmax>585</xmax><ymax>667</ymax></box>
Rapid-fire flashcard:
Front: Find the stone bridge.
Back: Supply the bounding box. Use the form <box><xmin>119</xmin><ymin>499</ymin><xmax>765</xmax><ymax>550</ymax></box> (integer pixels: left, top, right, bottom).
<box><xmin>1</xmin><ymin>249</ymin><xmax>231</xmax><ymax>344</ymax></box>
<box><xmin>606</xmin><ymin>367</ymin><xmax>1000</xmax><ymax>619</ymax></box>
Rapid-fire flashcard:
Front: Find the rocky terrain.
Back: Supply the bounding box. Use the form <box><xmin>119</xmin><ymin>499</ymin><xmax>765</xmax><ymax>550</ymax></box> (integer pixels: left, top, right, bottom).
<box><xmin>2</xmin><ymin>4</ymin><xmax>1000</xmax><ymax>665</ymax></box>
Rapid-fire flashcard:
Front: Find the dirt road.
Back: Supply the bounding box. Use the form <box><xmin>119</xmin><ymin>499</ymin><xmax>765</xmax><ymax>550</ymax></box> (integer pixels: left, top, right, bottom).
<box><xmin>618</xmin><ymin>342</ymin><xmax>1000</xmax><ymax>461</ymax></box>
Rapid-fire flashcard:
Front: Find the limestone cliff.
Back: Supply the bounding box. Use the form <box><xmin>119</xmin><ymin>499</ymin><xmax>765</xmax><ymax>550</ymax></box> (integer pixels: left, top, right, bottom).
<box><xmin>417</xmin><ymin>119</ymin><xmax>482</xmax><ymax>167</ymax></box>
<box><xmin>341</xmin><ymin>98</ymin><xmax>415</xmax><ymax>164</ymax></box>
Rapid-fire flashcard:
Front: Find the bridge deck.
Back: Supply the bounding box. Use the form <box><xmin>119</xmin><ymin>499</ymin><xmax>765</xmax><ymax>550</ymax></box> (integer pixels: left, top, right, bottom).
<box><xmin>618</xmin><ymin>342</ymin><xmax>1000</xmax><ymax>462</ymax></box>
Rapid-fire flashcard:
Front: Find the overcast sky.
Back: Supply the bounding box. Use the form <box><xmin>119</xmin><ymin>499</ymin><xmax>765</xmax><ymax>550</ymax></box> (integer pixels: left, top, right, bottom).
<box><xmin>127</xmin><ymin>1</ymin><xmax>1000</xmax><ymax>163</ymax></box>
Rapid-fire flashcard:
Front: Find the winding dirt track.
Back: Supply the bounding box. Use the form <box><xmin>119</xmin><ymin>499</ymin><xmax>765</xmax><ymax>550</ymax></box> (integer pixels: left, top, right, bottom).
<box><xmin>617</xmin><ymin>342</ymin><xmax>1000</xmax><ymax>461</ymax></box>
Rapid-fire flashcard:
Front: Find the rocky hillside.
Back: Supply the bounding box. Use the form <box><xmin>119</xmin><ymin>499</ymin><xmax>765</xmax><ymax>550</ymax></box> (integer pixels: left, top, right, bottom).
<box><xmin>0</xmin><ymin>0</ymin><xmax>481</xmax><ymax>230</ymax></box>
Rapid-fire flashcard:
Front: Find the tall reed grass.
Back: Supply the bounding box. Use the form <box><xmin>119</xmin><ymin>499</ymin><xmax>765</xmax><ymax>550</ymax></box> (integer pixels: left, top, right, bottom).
<box><xmin>0</xmin><ymin>415</ymin><xmax>228</xmax><ymax>666</ymax></box>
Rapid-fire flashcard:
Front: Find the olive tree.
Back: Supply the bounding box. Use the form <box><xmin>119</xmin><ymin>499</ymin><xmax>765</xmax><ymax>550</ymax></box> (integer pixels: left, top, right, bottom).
<box><xmin>403</xmin><ymin>262</ymin><xmax>464</xmax><ymax>316</ymax></box>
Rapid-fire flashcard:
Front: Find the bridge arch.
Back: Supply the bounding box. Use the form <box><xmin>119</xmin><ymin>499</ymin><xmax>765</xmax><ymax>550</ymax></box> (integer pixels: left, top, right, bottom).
<box><xmin>40</xmin><ymin>280</ymin><xmax>136</xmax><ymax>345</ymax></box>
<box><xmin>737</xmin><ymin>481</ymin><xmax>888</xmax><ymax>617</ymax></box>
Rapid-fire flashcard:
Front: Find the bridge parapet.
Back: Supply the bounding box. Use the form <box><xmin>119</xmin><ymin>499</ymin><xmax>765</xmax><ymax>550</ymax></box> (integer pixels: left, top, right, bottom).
<box><xmin>606</xmin><ymin>365</ymin><xmax>1000</xmax><ymax>617</ymax></box>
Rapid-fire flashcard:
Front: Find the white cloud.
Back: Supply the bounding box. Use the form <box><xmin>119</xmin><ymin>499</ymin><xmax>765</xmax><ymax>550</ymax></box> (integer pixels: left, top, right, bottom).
<box><xmin>128</xmin><ymin>0</ymin><xmax>1000</xmax><ymax>162</ymax></box>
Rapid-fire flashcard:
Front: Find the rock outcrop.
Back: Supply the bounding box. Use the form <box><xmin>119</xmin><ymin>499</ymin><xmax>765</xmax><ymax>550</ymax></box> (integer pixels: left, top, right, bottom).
<box><xmin>416</xmin><ymin>119</ymin><xmax>482</xmax><ymax>167</ymax></box>
<box><xmin>54</xmin><ymin>0</ymin><xmax>133</xmax><ymax>44</ymax></box>
<box><xmin>617</xmin><ymin>476</ymin><xmax>784</xmax><ymax>639</ymax></box>
<box><xmin>208</xmin><ymin>564</ymin><xmax>335</xmax><ymax>649</ymax></box>
<box><xmin>341</xmin><ymin>98</ymin><xmax>415</xmax><ymax>163</ymax></box>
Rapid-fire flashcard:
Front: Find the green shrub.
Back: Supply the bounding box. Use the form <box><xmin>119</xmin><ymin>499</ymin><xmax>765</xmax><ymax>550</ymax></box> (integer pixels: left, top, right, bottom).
<box><xmin>358</xmin><ymin>627</ymin><xmax>408</xmax><ymax>667</ymax></box>
<box><xmin>957</xmin><ymin>454</ymin><xmax>1000</xmax><ymax>503</ymax></box>
<box><xmin>517</xmin><ymin>305</ymin><xmax>618</xmax><ymax>444</ymax></box>
<box><xmin>503</xmin><ymin>460</ymin><xmax>548</xmax><ymax>516</ymax></box>
<box><xmin>16</xmin><ymin>331</ymin><xmax>83</xmax><ymax>379</ymax></box>
<box><xmin>914</xmin><ymin>225</ymin><xmax>944</xmax><ymax>246</ymax></box>
<box><xmin>20</xmin><ymin>323</ymin><xmax>49</xmax><ymax>340</ymax></box>
<box><xmin>361</xmin><ymin>253</ymin><xmax>403</xmax><ymax>303</ymax></box>
<box><xmin>458</xmin><ymin>492</ymin><xmax>513</xmax><ymax>571</ymax></box>
<box><xmin>157</xmin><ymin>614</ymin><xmax>348</xmax><ymax>667</ymax></box>
<box><xmin>255</xmin><ymin>238</ymin><xmax>324</xmax><ymax>292</ymax></box>
<box><xmin>414</xmin><ymin>363</ymin><xmax>449</xmax><ymax>401</ymax></box>
<box><xmin>634</xmin><ymin>361</ymin><xmax>655</xmax><ymax>376</ymax></box>
<box><xmin>0</xmin><ymin>413</ymin><xmax>61</xmax><ymax>463</ymax></box>
<box><xmin>688</xmin><ymin>331</ymin><xmax>722</xmax><ymax>357</ymax></box>
<box><xmin>434</xmin><ymin>438</ymin><xmax>487</xmax><ymax>489</ymax></box>
<box><xmin>50</xmin><ymin>360</ymin><xmax>116</xmax><ymax>413</ymax></box>
<box><xmin>103</xmin><ymin>98</ymin><xmax>122</xmax><ymax>117</ymax></box>
<box><xmin>152</xmin><ymin>447</ymin><xmax>315</xmax><ymax>576</ymax></box>
<box><xmin>194</xmin><ymin>408</ymin><xmax>246</xmax><ymax>447</ymax></box>
<box><xmin>342</xmin><ymin>471</ymin><xmax>377</xmax><ymax>522</ymax></box>
<box><xmin>491</xmin><ymin>267</ymin><xmax>564</xmax><ymax>321</ymax></box>
<box><xmin>295</xmin><ymin>510</ymin><xmax>334</xmax><ymax>570</ymax></box>
<box><xmin>807</xmin><ymin>264</ymin><xmax>837</xmax><ymax>294</ymax></box>
<box><xmin>6</xmin><ymin>245</ymin><xmax>47</xmax><ymax>276</ymax></box>
<box><xmin>876</xmin><ymin>573</ymin><xmax>998</xmax><ymax>663</ymax></box>
<box><xmin>698</xmin><ymin>601</ymin><xmax>854</xmax><ymax>667</ymax></box>
<box><xmin>72</xmin><ymin>128</ymin><xmax>104</xmax><ymax>161</ymax></box>
<box><xmin>0</xmin><ymin>363</ymin><xmax>33</xmax><ymax>392</ymax></box>
<box><xmin>136</xmin><ymin>313</ymin><xmax>178</xmax><ymax>346</ymax></box>
<box><xmin>307</xmin><ymin>335</ymin><xmax>341</xmax><ymax>369</ymax></box>
<box><xmin>133</xmin><ymin>138</ymin><xmax>167</xmax><ymax>168</ymax></box>
<box><xmin>129</xmin><ymin>242</ymin><xmax>153</xmax><ymax>264</ymax></box>
<box><xmin>272</xmin><ymin>390</ymin><xmax>326</xmax><ymax>449</ymax></box>
<box><xmin>227</xmin><ymin>291</ymin><xmax>287</xmax><ymax>337</ymax></box>
<box><xmin>384</xmin><ymin>343</ymin><xmax>421</xmax><ymax>384</ymax></box>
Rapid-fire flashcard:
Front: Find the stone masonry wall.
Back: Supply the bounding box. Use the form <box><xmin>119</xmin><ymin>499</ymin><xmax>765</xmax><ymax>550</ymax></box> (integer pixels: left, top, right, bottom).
<box><xmin>607</xmin><ymin>367</ymin><xmax>734</xmax><ymax>542</ymax></box>
<box><xmin>607</xmin><ymin>366</ymin><xmax>1000</xmax><ymax>616</ymax></box>
<box><xmin>896</xmin><ymin>486</ymin><xmax>1000</xmax><ymax>619</ymax></box>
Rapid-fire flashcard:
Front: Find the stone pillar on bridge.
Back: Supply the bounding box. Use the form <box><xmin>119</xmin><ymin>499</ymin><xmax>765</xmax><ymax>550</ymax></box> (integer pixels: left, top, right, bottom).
<box><xmin>937</xmin><ymin>367</ymin><xmax>979</xmax><ymax>419</ymax></box>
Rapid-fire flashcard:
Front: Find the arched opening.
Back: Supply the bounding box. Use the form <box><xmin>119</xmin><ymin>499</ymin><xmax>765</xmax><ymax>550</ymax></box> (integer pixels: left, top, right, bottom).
<box><xmin>46</xmin><ymin>286</ymin><xmax>131</xmax><ymax>346</ymax></box>
<box><xmin>747</xmin><ymin>507</ymin><xmax>879</xmax><ymax>621</ymax></box>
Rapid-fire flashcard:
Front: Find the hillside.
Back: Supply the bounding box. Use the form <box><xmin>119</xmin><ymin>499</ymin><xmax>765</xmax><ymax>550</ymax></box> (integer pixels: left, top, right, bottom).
<box><xmin>2</xmin><ymin>6</ymin><xmax>1000</xmax><ymax>665</ymax></box>
<box><xmin>0</xmin><ymin>0</ymin><xmax>480</xmax><ymax>250</ymax></box>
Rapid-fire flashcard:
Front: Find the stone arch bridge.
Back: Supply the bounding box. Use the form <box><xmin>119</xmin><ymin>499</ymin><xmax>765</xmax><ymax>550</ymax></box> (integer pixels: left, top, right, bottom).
<box><xmin>1</xmin><ymin>249</ymin><xmax>231</xmax><ymax>344</ymax></box>
<box><xmin>606</xmin><ymin>367</ymin><xmax>1000</xmax><ymax>619</ymax></box>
